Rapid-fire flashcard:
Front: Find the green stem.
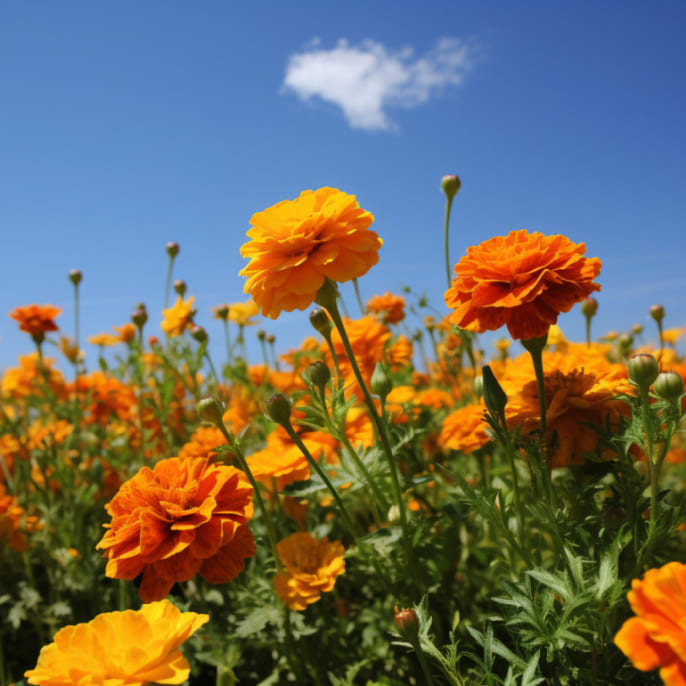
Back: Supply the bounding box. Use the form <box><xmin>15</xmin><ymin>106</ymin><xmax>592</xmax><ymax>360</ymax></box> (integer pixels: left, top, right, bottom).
<box><xmin>352</xmin><ymin>278</ymin><xmax>365</xmax><ymax>316</ymax></box>
<box><xmin>163</xmin><ymin>254</ymin><xmax>175</xmax><ymax>311</ymax></box>
<box><xmin>223</xmin><ymin>320</ymin><xmax>233</xmax><ymax>367</ymax></box>
<box><xmin>585</xmin><ymin>316</ymin><xmax>591</xmax><ymax>347</ymax></box>
<box><xmin>413</xmin><ymin>639</ymin><xmax>436</xmax><ymax>686</ymax></box>
<box><xmin>444</xmin><ymin>194</ymin><xmax>455</xmax><ymax>288</ymax></box>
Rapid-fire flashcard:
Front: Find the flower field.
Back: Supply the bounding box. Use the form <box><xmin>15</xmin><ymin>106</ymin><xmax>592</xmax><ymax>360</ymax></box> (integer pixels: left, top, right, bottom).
<box><xmin>2</xmin><ymin>182</ymin><xmax>686</xmax><ymax>685</ymax></box>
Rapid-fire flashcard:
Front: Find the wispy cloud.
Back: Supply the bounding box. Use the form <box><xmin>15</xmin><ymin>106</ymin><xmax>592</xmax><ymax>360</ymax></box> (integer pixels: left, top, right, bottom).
<box><xmin>282</xmin><ymin>37</ymin><xmax>476</xmax><ymax>132</ymax></box>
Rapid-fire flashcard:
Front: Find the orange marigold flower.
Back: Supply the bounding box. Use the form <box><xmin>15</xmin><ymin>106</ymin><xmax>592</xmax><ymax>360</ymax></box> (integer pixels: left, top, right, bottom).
<box><xmin>24</xmin><ymin>599</ymin><xmax>208</xmax><ymax>686</ymax></box>
<box><xmin>501</xmin><ymin>349</ymin><xmax>632</xmax><ymax>468</ymax></box>
<box><xmin>177</xmin><ymin>425</ymin><xmax>228</xmax><ymax>461</ymax></box>
<box><xmin>273</xmin><ymin>532</ymin><xmax>345</xmax><ymax>611</ymax></box>
<box><xmin>387</xmin><ymin>334</ymin><xmax>414</xmax><ymax>372</ymax></box>
<box><xmin>97</xmin><ymin>456</ymin><xmax>255</xmax><ymax>602</ymax></box>
<box><xmin>27</xmin><ymin>420</ymin><xmax>73</xmax><ymax>451</ymax></box>
<box><xmin>240</xmin><ymin>187</ymin><xmax>382</xmax><ymax>319</ymax></box>
<box><xmin>438</xmin><ymin>403</ymin><xmax>491</xmax><ymax>455</ymax></box>
<box><xmin>1</xmin><ymin>353</ymin><xmax>67</xmax><ymax>400</ymax></box>
<box><xmin>444</xmin><ymin>229</ymin><xmax>602</xmax><ymax>340</ymax></box>
<box><xmin>615</xmin><ymin>562</ymin><xmax>686</xmax><ymax>685</ymax></box>
<box><xmin>227</xmin><ymin>299</ymin><xmax>260</xmax><ymax>326</ymax></box>
<box><xmin>9</xmin><ymin>304</ymin><xmax>61</xmax><ymax>337</ymax></box>
<box><xmin>366</xmin><ymin>292</ymin><xmax>406</xmax><ymax>325</ymax></box>
<box><xmin>161</xmin><ymin>296</ymin><xmax>196</xmax><ymax>337</ymax></box>
<box><xmin>0</xmin><ymin>483</ymin><xmax>28</xmax><ymax>552</ymax></box>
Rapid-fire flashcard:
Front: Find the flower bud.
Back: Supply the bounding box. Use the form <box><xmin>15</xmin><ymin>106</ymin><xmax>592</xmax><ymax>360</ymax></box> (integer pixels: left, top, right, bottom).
<box><xmin>166</xmin><ymin>242</ymin><xmax>180</xmax><ymax>258</ymax></box>
<box><xmin>654</xmin><ymin>371</ymin><xmax>684</xmax><ymax>401</ymax></box>
<box><xmin>173</xmin><ymin>279</ymin><xmax>187</xmax><ymax>297</ymax></box>
<box><xmin>257</xmin><ymin>329</ymin><xmax>266</xmax><ymax>342</ymax></box>
<box><xmin>617</xmin><ymin>332</ymin><xmax>633</xmax><ymax>357</ymax></box>
<box><xmin>631</xmin><ymin>323</ymin><xmax>644</xmax><ymax>336</ymax></box>
<box><xmin>370</xmin><ymin>362</ymin><xmax>393</xmax><ymax>402</ymax></box>
<box><xmin>266</xmin><ymin>393</ymin><xmax>292</xmax><ymax>427</ymax></box>
<box><xmin>303</xmin><ymin>360</ymin><xmax>331</xmax><ymax>391</ymax></box>
<box><xmin>215</xmin><ymin>304</ymin><xmax>230</xmax><ymax>320</ymax></box>
<box><xmin>650</xmin><ymin>304</ymin><xmax>665</xmax><ymax>323</ymax></box>
<box><xmin>135</xmin><ymin>302</ymin><xmax>147</xmax><ymax>312</ymax></box>
<box><xmin>266</xmin><ymin>333</ymin><xmax>275</xmax><ymax>344</ymax></box>
<box><xmin>482</xmin><ymin>365</ymin><xmax>507</xmax><ymax>422</ymax></box>
<box><xmin>190</xmin><ymin>324</ymin><xmax>208</xmax><ymax>344</ymax></box>
<box><xmin>440</xmin><ymin>174</ymin><xmax>462</xmax><ymax>200</ymax></box>
<box><xmin>197</xmin><ymin>394</ymin><xmax>224</xmax><ymax>426</ymax></box>
<box><xmin>628</xmin><ymin>353</ymin><xmax>659</xmax><ymax>389</ymax></box>
<box><xmin>473</xmin><ymin>375</ymin><xmax>483</xmax><ymax>399</ymax></box>
<box><xmin>393</xmin><ymin>606</ymin><xmax>420</xmax><ymax>642</ymax></box>
<box><xmin>68</xmin><ymin>269</ymin><xmax>83</xmax><ymax>286</ymax></box>
<box><xmin>309</xmin><ymin>308</ymin><xmax>332</xmax><ymax>336</ymax></box>
<box><xmin>131</xmin><ymin>308</ymin><xmax>148</xmax><ymax>328</ymax></box>
<box><xmin>581</xmin><ymin>297</ymin><xmax>598</xmax><ymax>318</ymax></box>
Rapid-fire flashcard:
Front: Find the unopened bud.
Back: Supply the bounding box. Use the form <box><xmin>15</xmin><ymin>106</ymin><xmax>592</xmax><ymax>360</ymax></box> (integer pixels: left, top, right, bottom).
<box><xmin>173</xmin><ymin>279</ymin><xmax>187</xmax><ymax>297</ymax></box>
<box><xmin>650</xmin><ymin>304</ymin><xmax>665</xmax><ymax>323</ymax></box>
<box><xmin>266</xmin><ymin>393</ymin><xmax>292</xmax><ymax>428</ymax></box>
<box><xmin>68</xmin><ymin>269</ymin><xmax>83</xmax><ymax>286</ymax></box>
<box><xmin>135</xmin><ymin>302</ymin><xmax>147</xmax><ymax>312</ymax></box>
<box><xmin>631</xmin><ymin>323</ymin><xmax>644</xmax><ymax>336</ymax></box>
<box><xmin>266</xmin><ymin>333</ymin><xmax>275</xmax><ymax>344</ymax></box>
<box><xmin>197</xmin><ymin>394</ymin><xmax>224</xmax><ymax>426</ymax></box>
<box><xmin>131</xmin><ymin>308</ymin><xmax>148</xmax><ymax>328</ymax></box>
<box><xmin>581</xmin><ymin>297</ymin><xmax>598</xmax><ymax>319</ymax></box>
<box><xmin>394</xmin><ymin>607</ymin><xmax>420</xmax><ymax>642</ymax></box>
<box><xmin>303</xmin><ymin>360</ymin><xmax>331</xmax><ymax>391</ymax></box>
<box><xmin>309</xmin><ymin>308</ymin><xmax>332</xmax><ymax>336</ymax></box>
<box><xmin>482</xmin><ymin>365</ymin><xmax>507</xmax><ymax>422</ymax></box>
<box><xmin>440</xmin><ymin>174</ymin><xmax>462</xmax><ymax>200</ymax></box>
<box><xmin>166</xmin><ymin>242</ymin><xmax>180</xmax><ymax>258</ymax></box>
<box><xmin>257</xmin><ymin>329</ymin><xmax>266</xmax><ymax>342</ymax></box>
<box><xmin>628</xmin><ymin>353</ymin><xmax>659</xmax><ymax>389</ymax></box>
<box><xmin>215</xmin><ymin>304</ymin><xmax>229</xmax><ymax>320</ymax></box>
<box><xmin>370</xmin><ymin>362</ymin><xmax>393</xmax><ymax>401</ymax></box>
<box><xmin>654</xmin><ymin>371</ymin><xmax>684</xmax><ymax>401</ymax></box>
<box><xmin>473</xmin><ymin>375</ymin><xmax>483</xmax><ymax>399</ymax></box>
<box><xmin>617</xmin><ymin>332</ymin><xmax>633</xmax><ymax>357</ymax></box>
<box><xmin>190</xmin><ymin>324</ymin><xmax>208</xmax><ymax>344</ymax></box>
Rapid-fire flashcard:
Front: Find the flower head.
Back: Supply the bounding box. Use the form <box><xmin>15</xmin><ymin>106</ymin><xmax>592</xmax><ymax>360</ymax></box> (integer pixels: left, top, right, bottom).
<box><xmin>366</xmin><ymin>292</ymin><xmax>406</xmax><ymax>325</ymax></box>
<box><xmin>9</xmin><ymin>304</ymin><xmax>61</xmax><ymax>337</ymax></box>
<box><xmin>24</xmin><ymin>599</ymin><xmax>208</xmax><ymax>686</ymax></box>
<box><xmin>97</xmin><ymin>456</ymin><xmax>255</xmax><ymax>602</ymax></box>
<box><xmin>444</xmin><ymin>230</ymin><xmax>602</xmax><ymax>340</ymax></box>
<box><xmin>273</xmin><ymin>532</ymin><xmax>345</xmax><ymax>610</ymax></box>
<box><xmin>161</xmin><ymin>296</ymin><xmax>196</xmax><ymax>337</ymax></box>
<box><xmin>240</xmin><ymin>187</ymin><xmax>382</xmax><ymax>319</ymax></box>
<box><xmin>615</xmin><ymin>562</ymin><xmax>686</xmax><ymax>685</ymax></box>
<box><xmin>227</xmin><ymin>299</ymin><xmax>260</xmax><ymax>326</ymax></box>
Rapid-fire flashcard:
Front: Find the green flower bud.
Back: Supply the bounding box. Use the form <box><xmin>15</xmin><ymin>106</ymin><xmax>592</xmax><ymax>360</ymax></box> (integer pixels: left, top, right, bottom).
<box><xmin>394</xmin><ymin>607</ymin><xmax>420</xmax><ymax>642</ymax></box>
<box><xmin>631</xmin><ymin>323</ymin><xmax>644</xmax><ymax>336</ymax></box>
<box><xmin>370</xmin><ymin>362</ymin><xmax>393</xmax><ymax>401</ymax></box>
<box><xmin>197</xmin><ymin>394</ymin><xmax>224</xmax><ymax>426</ymax></box>
<box><xmin>257</xmin><ymin>329</ymin><xmax>266</xmax><ymax>342</ymax></box>
<box><xmin>482</xmin><ymin>365</ymin><xmax>507</xmax><ymax>422</ymax></box>
<box><xmin>617</xmin><ymin>332</ymin><xmax>634</xmax><ymax>357</ymax></box>
<box><xmin>654</xmin><ymin>371</ymin><xmax>684</xmax><ymax>401</ymax></box>
<box><xmin>68</xmin><ymin>269</ymin><xmax>83</xmax><ymax>286</ymax></box>
<box><xmin>440</xmin><ymin>174</ymin><xmax>462</xmax><ymax>200</ymax></box>
<box><xmin>628</xmin><ymin>353</ymin><xmax>659</xmax><ymax>389</ymax></box>
<box><xmin>131</xmin><ymin>308</ymin><xmax>148</xmax><ymax>328</ymax></box>
<box><xmin>303</xmin><ymin>360</ymin><xmax>331</xmax><ymax>391</ymax></box>
<box><xmin>309</xmin><ymin>308</ymin><xmax>332</xmax><ymax>336</ymax></box>
<box><xmin>266</xmin><ymin>333</ymin><xmax>275</xmax><ymax>344</ymax></box>
<box><xmin>266</xmin><ymin>393</ymin><xmax>293</xmax><ymax>428</ymax></box>
<box><xmin>166</xmin><ymin>241</ymin><xmax>180</xmax><ymax>258</ymax></box>
<box><xmin>473</xmin><ymin>375</ymin><xmax>483</xmax><ymax>399</ymax></box>
<box><xmin>581</xmin><ymin>297</ymin><xmax>598</xmax><ymax>318</ymax></box>
<box><xmin>650</xmin><ymin>304</ymin><xmax>665</xmax><ymax>323</ymax></box>
<box><xmin>190</xmin><ymin>324</ymin><xmax>208</xmax><ymax>344</ymax></box>
<box><xmin>173</xmin><ymin>279</ymin><xmax>187</xmax><ymax>297</ymax></box>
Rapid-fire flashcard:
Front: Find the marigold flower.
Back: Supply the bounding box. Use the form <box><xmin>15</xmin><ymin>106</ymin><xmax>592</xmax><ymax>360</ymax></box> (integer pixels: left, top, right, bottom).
<box><xmin>615</xmin><ymin>562</ymin><xmax>686</xmax><ymax>685</ymax></box>
<box><xmin>0</xmin><ymin>483</ymin><xmax>28</xmax><ymax>552</ymax></box>
<box><xmin>9</xmin><ymin>304</ymin><xmax>61</xmax><ymax>337</ymax></box>
<box><xmin>444</xmin><ymin>229</ymin><xmax>602</xmax><ymax>340</ymax></box>
<box><xmin>97</xmin><ymin>456</ymin><xmax>255</xmax><ymax>602</ymax></box>
<box><xmin>161</xmin><ymin>296</ymin><xmax>196</xmax><ymax>337</ymax></box>
<box><xmin>1</xmin><ymin>353</ymin><xmax>67</xmax><ymax>400</ymax></box>
<box><xmin>438</xmin><ymin>403</ymin><xmax>491</xmax><ymax>455</ymax></box>
<box><xmin>366</xmin><ymin>292</ymin><xmax>406</xmax><ymax>324</ymax></box>
<box><xmin>273</xmin><ymin>532</ymin><xmax>346</xmax><ymax>610</ymax></box>
<box><xmin>24</xmin><ymin>599</ymin><xmax>208</xmax><ymax>686</ymax></box>
<box><xmin>227</xmin><ymin>299</ymin><xmax>260</xmax><ymax>326</ymax></box>
<box><xmin>240</xmin><ymin>187</ymin><xmax>382</xmax><ymax>319</ymax></box>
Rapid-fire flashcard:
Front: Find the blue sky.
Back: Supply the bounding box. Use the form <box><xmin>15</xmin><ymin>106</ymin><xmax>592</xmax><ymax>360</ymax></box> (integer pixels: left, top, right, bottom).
<box><xmin>1</xmin><ymin>2</ymin><xmax>685</xmax><ymax>372</ymax></box>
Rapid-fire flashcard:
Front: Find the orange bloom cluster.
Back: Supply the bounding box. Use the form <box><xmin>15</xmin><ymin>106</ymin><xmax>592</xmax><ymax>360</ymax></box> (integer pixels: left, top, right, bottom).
<box><xmin>240</xmin><ymin>187</ymin><xmax>382</xmax><ymax>319</ymax></box>
<box><xmin>273</xmin><ymin>532</ymin><xmax>346</xmax><ymax>610</ymax></box>
<box><xmin>438</xmin><ymin>403</ymin><xmax>491</xmax><ymax>455</ymax></box>
<box><xmin>88</xmin><ymin>323</ymin><xmax>137</xmax><ymax>347</ymax></box>
<box><xmin>25</xmin><ymin>599</ymin><xmax>208</xmax><ymax>686</ymax></box>
<box><xmin>71</xmin><ymin>371</ymin><xmax>137</xmax><ymax>425</ymax></box>
<box><xmin>1</xmin><ymin>353</ymin><xmax>67</xmax><ymax>400</ymax></box>
<box><xmin>445</xmin><ymin>229</ymin><xmax>602</xmax><ymax>340</ymax></box>
<box><xmin>0</xmin><ymin>483</ymin><xmax>29</xmax><ymax>552</ymax></box>
<box><xmin>97</xmin><ymin>457</ymin><xmax>255</xmax><ymax>602</ymax></box>
<box><xmin>501</xmin><ymin>348</ymin><xmax>632</xmax><ymax>468</ymax></box>
<box><xmin>615</xmin><ymin>562</ymin><xmax>686</xmax><ymax>685</ymax></box>
<box><xmin>366</xmin><ymin>292</ymin><xmax>406</xmax><ymax>324</ymax></box>
<box><xmin>9</xmin><ymin>304</ymin><xmax>61</xmax><ymax>337</ymax></box>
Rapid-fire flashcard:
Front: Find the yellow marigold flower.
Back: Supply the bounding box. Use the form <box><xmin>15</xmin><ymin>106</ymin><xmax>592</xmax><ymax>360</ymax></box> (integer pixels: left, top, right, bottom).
<box><xmin>58</xmin><ymin>336</ymin><xmax>82</xmax><ymax>364</ymax></box>
<box><xmin>615</xmin><ymin>562</ymin><xmax>686</xmax><ymax>685</ymax></box>
<box><xmin>27</xmin><ymin>420</ymin><xmax>73</xmax><ymax>451</ymax></box>
<box><xmin>273</xmin><ymin>532</ymin><xmax>345</xmax><ymax>611</ymax></box>
<box><xmin>161</xmin><ymin>296</ymin><xmax>196</xmax><ymax>337</ymax></box>
<box><xmin>24</xmin><ymin>599</ymin><xmax>208</xmax><ymax>686</ymax></box>
<box><xmin>227</xmin><ymin>299</ymin><xmax>260</xmax><ymax>326</ymax></box>
<box><xmin>240</xmin><ymin>187</ymin><xmax>382</xmax><ymax>319</ymax></box>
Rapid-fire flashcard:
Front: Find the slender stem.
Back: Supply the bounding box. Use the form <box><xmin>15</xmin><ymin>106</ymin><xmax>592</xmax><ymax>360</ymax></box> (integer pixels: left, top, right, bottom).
<box><xmin>585</xmin><ymin>316</ymin><xmax>591</xmax><ymax>347</ymax></box>
<box><xmin>223</xmin><ymin>320</ymin><xmax>233</xmax><ymax>367</ymax></box>
<box><xmin>657</xmin><ymin>320</ymin><xmax>664</xmax><ymax>358</ymax></box>
<box><xmin>163</xmin><ymin>255</ymin><xmax>175</xmax><ymax>311</ymax></box>
<box><xmin>413</xmin><ymin>640</ymin><xmax>436</xmax><ymax>686</ymax></box>
<box><xmin>444</xmin><ymin>195</ymin><xmax>455</xmax><ymax>288</ymax></box>
<box><xmin>72</xmin><ymin>281</ymin><xmax>82</xmax><ymax>437</ymax></box>
<box><xmin>204</xmin><ymin>351</ymin><xmax>220</xmax><ymax>387</ymax></box>
<box><xmin>352</xmin><ymin>278</ymin><xmax>365</xmax><ymax>316</ymax></box>
<box><xmin>321</xmin><ymin>329</ymin><xmax>341</xmax><ymax>382</ymax></box>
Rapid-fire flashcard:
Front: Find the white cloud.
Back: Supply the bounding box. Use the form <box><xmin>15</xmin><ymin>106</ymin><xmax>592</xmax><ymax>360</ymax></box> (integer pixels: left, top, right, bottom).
<box><xmin>282</xmin><ymin>37</ymin><xmax>476</xmax><ymax>132</ymax></box>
